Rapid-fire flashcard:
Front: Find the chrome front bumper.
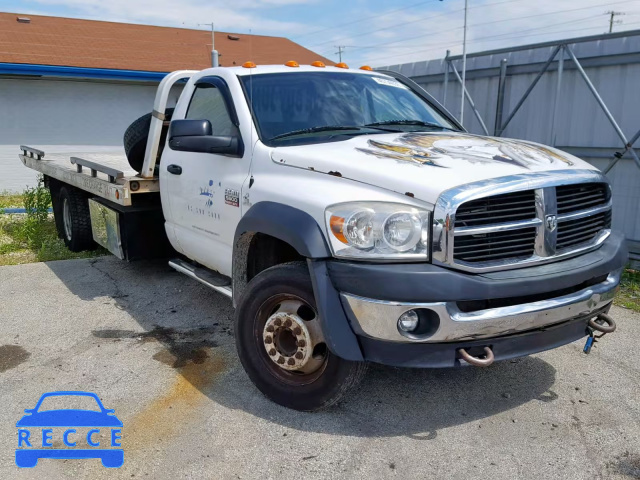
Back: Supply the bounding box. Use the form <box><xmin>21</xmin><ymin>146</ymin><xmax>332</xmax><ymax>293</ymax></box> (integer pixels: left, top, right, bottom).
<box><xmin>340</xmin><ymin>269</ymin><xmax>621</xmax><ymax>343</ymax></box>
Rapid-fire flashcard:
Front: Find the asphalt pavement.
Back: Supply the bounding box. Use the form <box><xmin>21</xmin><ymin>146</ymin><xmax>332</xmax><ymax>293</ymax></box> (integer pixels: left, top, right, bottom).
<box><xmin>0</xmin><ymin>256</ymin><xmax>639</xmax><ymax>479</ymax></box>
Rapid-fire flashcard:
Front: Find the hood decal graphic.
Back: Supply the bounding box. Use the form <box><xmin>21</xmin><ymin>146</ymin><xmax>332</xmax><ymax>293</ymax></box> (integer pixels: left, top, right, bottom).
<box><xmin>356</xmin><ymin>133</ymin><xmax>574</xmax><ymax>169</ymax></box>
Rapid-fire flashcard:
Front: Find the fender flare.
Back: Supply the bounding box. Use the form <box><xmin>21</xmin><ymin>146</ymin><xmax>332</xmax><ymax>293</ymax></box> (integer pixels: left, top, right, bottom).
<box><xmin>233</xmin><ymin>201</ymin><xmax>331</xmax><ymax>258</ymax></box>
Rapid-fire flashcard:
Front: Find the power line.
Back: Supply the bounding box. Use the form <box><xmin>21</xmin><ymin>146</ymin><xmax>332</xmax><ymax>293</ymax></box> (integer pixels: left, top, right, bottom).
<box><xmin>370</xmin><ymin>21</ymin><xmax>640</xmax><ymax>65</ymax></box>
<box><xmin>338</xmin><ymin>0</ymin><xmax>637</xmax><ymax>55</ymax></box>
<box><xmin>343</xmin><ymin>11</ymin><xmax>604</xmax><ymax>54</ymax></box>
<box><xmin>292</xmin><ymin>0</ymin><xmax>436</xmax><ymax>40</ymax></box>
<box><xmin>306</xmin><ymin>0</ymin><xmax>533</xmax><ymax>49</ymax></box>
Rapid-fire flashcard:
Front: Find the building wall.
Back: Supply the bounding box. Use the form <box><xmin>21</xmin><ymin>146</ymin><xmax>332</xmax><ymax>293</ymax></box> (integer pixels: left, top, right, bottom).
<box><xmin>0</xmin><ymin>76</ymin><xmax>181</xmax><ymax>191</ymax></box>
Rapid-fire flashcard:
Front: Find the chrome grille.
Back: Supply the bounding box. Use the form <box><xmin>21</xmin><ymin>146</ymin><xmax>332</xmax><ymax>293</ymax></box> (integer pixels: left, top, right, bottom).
<box><xmin>557</xmin><ymin>210</ymin><xmax>612</xmax><ymax>250</ymax></box>
<box><xmin>454</xmin><ymin>190</ymin><xmax>536</xmax><ymax>227</ymax></box>
<box><xmin>556</xmin><ymin>183</ymin><xmax>609</xmax><ymax>214</ymax></box>
<box><xmin>454</xmin><ymin>227</ymin><xmax>537</xmax><ymax>262</ymax></box>
<box><xmin>450</xmin><ymin>180</ymin><xmax>612</xmax><ymax>267</ymax></box>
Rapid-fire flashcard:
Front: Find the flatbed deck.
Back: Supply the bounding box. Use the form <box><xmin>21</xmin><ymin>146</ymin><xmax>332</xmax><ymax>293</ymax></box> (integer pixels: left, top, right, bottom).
<box><xmin>19</xmin><ymin>145</ymin><xmax>159</xmax><ymax>207</ymax></box>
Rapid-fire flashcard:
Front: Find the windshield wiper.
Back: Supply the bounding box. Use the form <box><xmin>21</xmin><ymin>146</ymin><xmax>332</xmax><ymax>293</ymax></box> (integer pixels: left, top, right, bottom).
<box><xmin>365</xmin><ymin>120</ymin><xmax>457</xmax><ymax>131</ymax></box>
<box><xmin>270</xmin><ymin>125</ymin><xmax>364</xmax><ymax>141</ymax></box>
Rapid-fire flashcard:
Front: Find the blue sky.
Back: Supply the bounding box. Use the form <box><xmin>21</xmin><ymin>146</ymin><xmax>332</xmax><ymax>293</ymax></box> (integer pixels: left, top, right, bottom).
<box><xmin>2</xmin><ymin>0</ymin><xmax>639</xmax><ymax>67</ymax></box>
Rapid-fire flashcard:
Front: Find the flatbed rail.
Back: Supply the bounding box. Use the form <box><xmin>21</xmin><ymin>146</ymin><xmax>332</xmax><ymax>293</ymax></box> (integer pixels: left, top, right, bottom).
<box><xmin>19</xmin><ymin>146</ymin><xmax>158</xmax><ymax>207</ymax></box>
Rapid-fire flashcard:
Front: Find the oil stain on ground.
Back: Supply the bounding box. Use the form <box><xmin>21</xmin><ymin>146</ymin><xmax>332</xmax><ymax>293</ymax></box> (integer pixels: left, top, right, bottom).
<box><xmin>0</xmin><ymin>345</ymin><xmax>30</xmax><ymax>372</ymax></box>
<box><xmin>93</xmin><ymin>326</ymin><xmax>218</xmax><ymax>368</ymax></box>
<box><xmin>92</xmin><ymin>325</ymin><xmax>227</xmax><ymax>453</ymax></box>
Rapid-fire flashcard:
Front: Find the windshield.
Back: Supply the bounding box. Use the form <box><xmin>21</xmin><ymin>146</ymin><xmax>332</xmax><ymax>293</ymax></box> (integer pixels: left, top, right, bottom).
<box><xmin>240</xmin><ymin>72</ymin><xmax>457</xmax><ymax>145</ymax></box>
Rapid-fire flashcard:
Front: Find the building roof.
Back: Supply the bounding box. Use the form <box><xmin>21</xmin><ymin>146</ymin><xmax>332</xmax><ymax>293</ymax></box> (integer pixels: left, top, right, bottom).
<box><xmin>0</xmin><ymin>12</ymin><xmax>333</xmax><ymax>72</ymax></box>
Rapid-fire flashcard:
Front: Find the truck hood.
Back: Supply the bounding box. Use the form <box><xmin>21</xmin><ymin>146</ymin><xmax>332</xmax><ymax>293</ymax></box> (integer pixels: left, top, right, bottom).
<box><xmin>270</xmin><ymin>131</ymin><xmax>597</xmax><ymax>203</ymax></box>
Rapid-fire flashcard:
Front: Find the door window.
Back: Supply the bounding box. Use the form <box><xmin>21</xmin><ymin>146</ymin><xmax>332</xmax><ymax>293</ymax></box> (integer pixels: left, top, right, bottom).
<box><xmin>186</xmin><ymin>84</ymin><xmax>237</xmax><ymax>136</ymax></box>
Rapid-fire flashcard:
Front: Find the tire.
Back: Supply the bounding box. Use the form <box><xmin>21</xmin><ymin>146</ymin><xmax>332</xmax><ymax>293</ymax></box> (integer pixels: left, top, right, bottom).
<box><xmin>57</xmin><ymin>186</ymin><xmax>96</xmax><ymax>252</ymax></box>
<box><xmin>123</xmin><ymin>108</ymin><xmax>174</xmax><ymax>173</ymax></box>
<box><xmin>235</xmin><ymin>261</ymin><xmax>367</xmax><ymax>411</ymax></box>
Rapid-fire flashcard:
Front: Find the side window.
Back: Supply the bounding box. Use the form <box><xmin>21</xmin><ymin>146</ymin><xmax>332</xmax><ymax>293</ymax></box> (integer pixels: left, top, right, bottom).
<box><xmin>186</xmin><ymin>84</ymin><xmax>237</xmax><ymax>136</ymax></box>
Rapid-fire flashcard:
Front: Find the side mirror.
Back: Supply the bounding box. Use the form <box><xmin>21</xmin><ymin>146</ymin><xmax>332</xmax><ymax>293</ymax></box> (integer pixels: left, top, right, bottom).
<box><xmin>168</xmin><ymin>119</ymin><xmax>243</xmax><ymax>157</ymax></box>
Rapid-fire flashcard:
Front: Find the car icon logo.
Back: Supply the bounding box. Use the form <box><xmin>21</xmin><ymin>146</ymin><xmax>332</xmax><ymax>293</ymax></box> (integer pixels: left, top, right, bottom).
<box><xmin>15</xmin><ymin>391</ymin><xmax>123</xmax><ymax>468</ymax></box>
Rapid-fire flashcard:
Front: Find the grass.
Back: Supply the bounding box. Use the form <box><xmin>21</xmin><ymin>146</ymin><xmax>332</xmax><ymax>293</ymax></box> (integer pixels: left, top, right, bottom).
<box><xmin>0</xmin><ymin>178</ymin><xmax>106</xmax><ymax>266</ymax></box>
<box><xmin>616</xmin><ymin>268</ymin><xmax>640</xmax><ymax>313</ymax></box>
<box><xmin>0</xmin><ymin>192</ymin><xmax>23</xmax><ymax>209</ymax></box>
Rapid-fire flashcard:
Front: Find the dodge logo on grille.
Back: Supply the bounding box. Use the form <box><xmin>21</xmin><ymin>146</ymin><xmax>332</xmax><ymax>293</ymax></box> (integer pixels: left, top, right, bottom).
<box><xmin>545</xmin><ymin>214</ymin><xmax>558</xmax><ymax>232</ymax></box>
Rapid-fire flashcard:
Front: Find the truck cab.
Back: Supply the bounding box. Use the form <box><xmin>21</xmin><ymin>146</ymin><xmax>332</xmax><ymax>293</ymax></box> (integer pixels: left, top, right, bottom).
<box><xmin>20</xmin><ymin>63</ymin><xmax>627</xmax><ymax>411</ymax></box>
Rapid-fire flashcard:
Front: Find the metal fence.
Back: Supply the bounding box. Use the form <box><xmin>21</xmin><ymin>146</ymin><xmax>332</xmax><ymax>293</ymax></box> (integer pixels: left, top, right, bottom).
<box><xmin>381</xmin><ymin>30</ymin><xmax>640</xmax><ymax>263</ymax></box>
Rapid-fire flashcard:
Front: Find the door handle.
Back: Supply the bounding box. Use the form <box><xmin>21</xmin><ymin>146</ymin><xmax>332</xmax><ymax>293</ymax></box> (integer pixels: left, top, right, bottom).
<box><xmin>167</xmin><ymin>164</ymin><xmax>182</xmax><ymax>175</ymax></box>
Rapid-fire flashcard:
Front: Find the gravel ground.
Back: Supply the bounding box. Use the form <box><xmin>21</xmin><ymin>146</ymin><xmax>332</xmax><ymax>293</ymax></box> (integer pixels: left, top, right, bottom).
<box><xmin>0</xmin><ymin>256</ymin><xmax>638</xmax><ymax>479</ymax></box>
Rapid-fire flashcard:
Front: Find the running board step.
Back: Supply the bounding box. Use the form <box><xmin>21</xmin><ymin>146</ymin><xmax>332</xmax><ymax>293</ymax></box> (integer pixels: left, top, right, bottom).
<box><xmin>168</xmin><ymin>259</ymin><xmax>232</xmax><ymax>298</ymax></box>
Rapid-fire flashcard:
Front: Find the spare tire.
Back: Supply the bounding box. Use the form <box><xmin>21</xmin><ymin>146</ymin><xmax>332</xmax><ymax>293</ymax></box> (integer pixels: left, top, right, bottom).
<box><xmin>123</xmin><ymin>108</ymin><xmax>174</xmax><ymax>173</ymax></box>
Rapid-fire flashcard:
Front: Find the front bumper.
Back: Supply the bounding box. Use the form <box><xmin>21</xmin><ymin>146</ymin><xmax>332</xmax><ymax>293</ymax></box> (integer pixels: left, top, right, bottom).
<box><xmin>341</xmin><ymin>269</ymin><xmax>621</xmax><ymax>343</ymax></box>
<box><xmin>308</xmin><ymin>231</ymin><xmax>627</xmax><ymax>367</ymax></box>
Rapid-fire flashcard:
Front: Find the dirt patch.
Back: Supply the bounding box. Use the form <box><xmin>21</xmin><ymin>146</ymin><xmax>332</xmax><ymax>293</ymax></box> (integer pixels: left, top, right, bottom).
<box><xmin>0</xmin><ymin>345</ymin><xmax>30</xmax><ymax>372</ymax></box>
<box><xmin>607</xmin><ymin>451</ymin><xmax>640</xmax><ymax>478</ymax></box>
<box><xmin>124</xmin><ymin>349</ymin><xmax>226</xmax><ymax>452</ymax></box>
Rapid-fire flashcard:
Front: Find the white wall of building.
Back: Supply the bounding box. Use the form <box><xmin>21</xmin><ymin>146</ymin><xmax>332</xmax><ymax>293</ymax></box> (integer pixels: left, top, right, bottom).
<box><xmin>0</xmin><ymin>77</ymin><xmax>181</xmax><ymax>191</ymax></box>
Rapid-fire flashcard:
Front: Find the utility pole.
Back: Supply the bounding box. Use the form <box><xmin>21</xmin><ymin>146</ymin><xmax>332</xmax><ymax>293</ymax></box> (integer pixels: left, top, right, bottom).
<box><xmin>460</xmin><ymin>0</ymin><xmax>468</xmax><ymax>126</ymax></box>
<box><xmin>335</xmin><ymin>46</ymin><xmax>345</xmax><ymax>63</ymax></box>
<box><xmin>605</xmin><ymin>11</ymin><xmax>624</xmax><ymax>33</ymax></box>
<box><xmin>199</xmin><ymin>22</ymin><xmax>219</xmax><ymax>67</ymax></box>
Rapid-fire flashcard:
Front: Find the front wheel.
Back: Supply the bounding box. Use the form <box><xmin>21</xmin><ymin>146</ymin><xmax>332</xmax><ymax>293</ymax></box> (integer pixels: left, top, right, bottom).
<box><xmin>235</xmin><ymin>262</ymin><xmax>367</xmax><ymax>411</ymax></box>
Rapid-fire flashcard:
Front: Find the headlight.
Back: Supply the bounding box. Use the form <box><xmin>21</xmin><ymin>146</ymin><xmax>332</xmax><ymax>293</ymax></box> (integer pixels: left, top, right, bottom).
<box><xmin>325</xmin><ymin>202</ymin><xmax>431</xmax><ymax>261</ymax></box>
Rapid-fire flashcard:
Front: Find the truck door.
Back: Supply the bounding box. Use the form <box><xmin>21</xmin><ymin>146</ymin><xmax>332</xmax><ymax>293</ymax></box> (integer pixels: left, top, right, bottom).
<box><xmin>160</xmin><ymin>76</ymin><xmax>250</xmax><ymax>277</ymax></box>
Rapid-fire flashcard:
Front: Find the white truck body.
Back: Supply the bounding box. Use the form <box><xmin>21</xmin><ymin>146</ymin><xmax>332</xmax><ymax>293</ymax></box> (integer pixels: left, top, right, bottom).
<box><xmin>19</xmin><ymin>64</ymin><xmax>627</xmax><ymax>410</ymax></box>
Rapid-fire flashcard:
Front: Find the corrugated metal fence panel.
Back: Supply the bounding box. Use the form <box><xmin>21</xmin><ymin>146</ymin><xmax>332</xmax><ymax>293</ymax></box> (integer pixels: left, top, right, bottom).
<box><xmin>381</xmin><ymin>32</ymin><xmax>640</xmax><ymax>246</ymax></box>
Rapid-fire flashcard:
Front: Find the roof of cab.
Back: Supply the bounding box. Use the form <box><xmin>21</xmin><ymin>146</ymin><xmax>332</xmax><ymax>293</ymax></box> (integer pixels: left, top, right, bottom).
<box><xmin>215</xmin><ymin>64</ymin><xmax>381</xmax><ymax>76</ymax></box>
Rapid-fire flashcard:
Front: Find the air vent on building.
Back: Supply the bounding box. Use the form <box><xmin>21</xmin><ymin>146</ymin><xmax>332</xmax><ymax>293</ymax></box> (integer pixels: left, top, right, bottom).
<box><xmin>17</xmin><ymin>17</ymin><xmax>31</xmax><ymax>23</ymax></box>
<box><xmin>228</xmin><ymin>35</ymin><xmax>240</xmax><ymax>41</ymax></box>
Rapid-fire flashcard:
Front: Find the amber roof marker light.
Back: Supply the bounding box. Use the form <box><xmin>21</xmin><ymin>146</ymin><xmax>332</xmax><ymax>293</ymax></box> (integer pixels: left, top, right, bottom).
<box><xmin>335</xmin><ymin>62</ymin><xmax>349</xmax><ymax>69</ymax></box>
<box><xmin>285</xmin><ymin>60</ymin><xmax>299</xmax><ymax>67</ymax></box>
<box><xmin>360</xmin><ymin>65</ymin><xmax>373</xmax><ymax>71</ymax></box>
<box><xmin>311</xmin><ymin>61</ymin><xmax>326</xmax><ymax>68</ymax></box>
<box><xmin>242</xmin><ymin>61</ymin><xmax>257</xmax><ymax>68</ymax></box>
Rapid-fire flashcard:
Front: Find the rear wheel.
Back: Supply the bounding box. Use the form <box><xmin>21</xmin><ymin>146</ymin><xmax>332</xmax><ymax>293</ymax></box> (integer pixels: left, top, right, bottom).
<box><xmin>56</xmin><ymin>186</ymin><xmax>95</xmax><ymax>252</ymax></box>
<box><xmin>235</xmin><ymin>262</ymin><xmax>367</xmax><ymax>411</ymax></box>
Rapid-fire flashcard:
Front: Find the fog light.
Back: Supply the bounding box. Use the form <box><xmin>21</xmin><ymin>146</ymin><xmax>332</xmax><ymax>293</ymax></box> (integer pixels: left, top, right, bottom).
<box><xmin>398</xmin><ymin>310</ymin><xmax>419</xmax><ymax>332</ymax></box>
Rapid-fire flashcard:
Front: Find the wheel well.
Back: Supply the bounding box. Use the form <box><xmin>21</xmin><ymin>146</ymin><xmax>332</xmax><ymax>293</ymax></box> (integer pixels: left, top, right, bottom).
<box><xmin>233</xmin><ymin>232</ymin><xmax>305</xmax><ymax>305</ymax></box>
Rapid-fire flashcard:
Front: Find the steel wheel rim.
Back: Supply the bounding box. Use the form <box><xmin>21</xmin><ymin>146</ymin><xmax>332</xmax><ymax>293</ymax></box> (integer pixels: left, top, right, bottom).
<box><xmin>62</xmin><ymin>197</ymin><xmax>72</xmax><ymax>241</ymax></box>
<box><xmin>255</xmin><ymin>293</ymin><xmax>328</xmax><ymax>386</ymax></box>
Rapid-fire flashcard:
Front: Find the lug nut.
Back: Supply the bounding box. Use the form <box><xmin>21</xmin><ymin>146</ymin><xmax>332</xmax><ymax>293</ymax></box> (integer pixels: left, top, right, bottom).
<box><xmin>268</xmin><ymin>348</ymin><xmax>276</xmax><ymax>356</ymax></box>
<box><xmin>266</xmin><ymin>325</ymin><xmax>275</xmax><ymax>333</ymax></box>
<box><xmin>287</xmin><ymin>358</ymin><xmax>295</xmax><ymax>366</ymax></box>
<box><xmin>265</xmin><ymin>336</ymin><xmax>273</xmax><ymax>344</ymax></box>
<box><xmin>284</xmin><ymin>318</ymin><xmax>292</xmax><ymax>327</ymax></box>
<box><xmin>274</xmin><ymin>318</ymin><xmax>282</xmax><ymax>326</ymax></box>
<box><xmin>277</xmin><ymin>357</ymin><xmax>285</xmax><ymax>364</ymax></box>
<box><xmin>295</xmin><ymin>352</ymin><xmax>304</xmax><ymax>359</ymax></box>
<box><xmin>293</xmin><ymin>327</ymin><xmax>302</xmax><ymax>335</ymax></box>
<box><xmin>297</xmin><ymin>340</ymin><xmax>306</xmax><ymax>347</ymax></box>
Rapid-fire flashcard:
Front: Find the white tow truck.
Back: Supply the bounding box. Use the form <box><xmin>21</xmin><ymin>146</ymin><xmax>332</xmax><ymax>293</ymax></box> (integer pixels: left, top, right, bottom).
<box><xmin>19</xmin><ymin>62</ymin><xmax>627</xmax><ymax>410</ymax></box>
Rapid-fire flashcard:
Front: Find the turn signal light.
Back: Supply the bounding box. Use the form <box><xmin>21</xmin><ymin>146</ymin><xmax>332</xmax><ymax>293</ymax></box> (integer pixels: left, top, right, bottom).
<box><xmin>242</xmin><ymin>61</ymin><xmax>257</xmax><ymax>68</ymax></box>
<box><xmin>311</xmin><ymin>61</ymin><xmax>326</xmax><ymax>68</ymax></box>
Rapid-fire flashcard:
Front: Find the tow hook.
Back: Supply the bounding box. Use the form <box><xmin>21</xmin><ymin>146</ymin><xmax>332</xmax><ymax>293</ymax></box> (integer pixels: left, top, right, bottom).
<box><xmin>584</xmin><ymin>313</ymin><xmax>616</xmax><ymax>354</ymax></box>
<box><xmin>458</xmin><ymin>346</ymin><xmax>494</xmax><ymax>367</ymax></box>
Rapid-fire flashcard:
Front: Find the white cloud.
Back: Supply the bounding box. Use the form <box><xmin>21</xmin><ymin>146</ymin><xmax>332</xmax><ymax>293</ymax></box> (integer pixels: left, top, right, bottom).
<box><xmin>18</xmin><ymin>0</ymin><xmax>317</xmax><ymax>34</ymax></box>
